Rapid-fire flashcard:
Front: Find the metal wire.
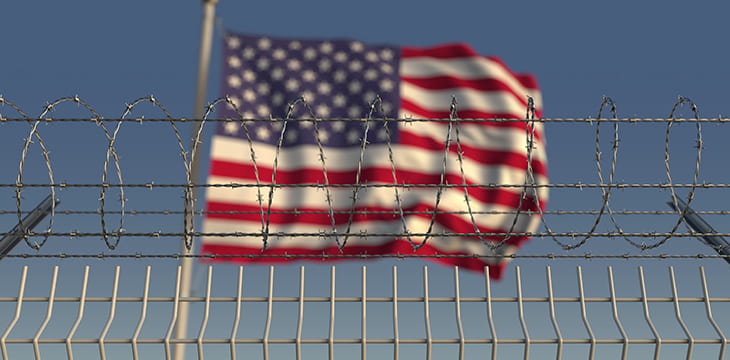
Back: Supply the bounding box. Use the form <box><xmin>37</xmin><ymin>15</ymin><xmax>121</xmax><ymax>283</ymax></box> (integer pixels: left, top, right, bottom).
<box><xmin>1</xmin><ymin>95</ymin><xmax>729</xmax><ymax>259</ymax></box>
<box><xmin>1</xmin><ymin>253</ymin><xmax>729</xmax><ymax>259</ymax></box>
<box><xmin>4</xmin><ymin>118</ymin><xmax>730</xmax><ymax>123</ymax></box>
<box><xmin>0</xmin><ymin>265</ymin><xmax>727</xmax><ymax>359</ymax></box>
<box><xmin>3</xmin><ymin>231</ymin><xmax>730</xmax><ymax>238</ymax></box>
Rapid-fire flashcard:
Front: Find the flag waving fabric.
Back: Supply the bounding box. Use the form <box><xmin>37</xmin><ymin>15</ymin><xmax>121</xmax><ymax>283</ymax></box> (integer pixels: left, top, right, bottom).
<box><xmin>202</xmin><ymin>31</ymin><xmax>547</xmax><ymax>279</ymax></box>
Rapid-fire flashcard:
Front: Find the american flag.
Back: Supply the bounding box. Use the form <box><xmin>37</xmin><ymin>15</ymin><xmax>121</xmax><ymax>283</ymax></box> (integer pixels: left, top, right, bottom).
<box><xmin>201</xmin><ymin>32</ymin><xmax>547</xmax><ymax>278</ymax></box>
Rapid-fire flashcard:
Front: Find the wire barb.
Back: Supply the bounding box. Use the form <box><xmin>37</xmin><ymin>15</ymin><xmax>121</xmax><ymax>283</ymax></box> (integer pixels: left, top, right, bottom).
<box><xmin>0</xmin><ymin>95</ymin><xmax>727</xmax><ymax>260</ymax></box>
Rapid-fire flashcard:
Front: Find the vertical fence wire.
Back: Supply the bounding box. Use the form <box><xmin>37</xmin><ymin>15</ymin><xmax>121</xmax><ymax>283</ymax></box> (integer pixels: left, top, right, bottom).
<box><xmin>423</xmin><ymin>267</ymin><xmax>433</xmax><ymax>360</ymax></box>
<box><xmin>484</xmin><ymin>266</ymin><xmax>497</xmax><ymax>360</ymax></box>
<box><xmin>546</xmin><ymin>267</ymin><xmax>563</xmax><ymax>359</ymax></box>
<box><xmin>196</xmin><ymin>266</ymin><xmax>213</xmax><ymax>360</ymax></box>
<box><xmin>1</xmin><ymin>266</ymin><xmax>27</xmax><ymax>359</ymax></box>
<box><xmin>263</xmin><ymin>266</ymin><xmax>274</xmax><ymax>360</ymax></box>
<box><xmin>296</xmin><ymin>266</ymin><xmax>305</xmax><ymax>360</ymax></box>
<box><xmin>607</xmin><ymin>267</ymin><xmax>629</xmax><ymax>360</ymax></box>
<box><xmin>131</xmin><ymin>266</ymin><xmax>151</xmax><ymax>360</ymax></box>
<box><xmin>453</xmin><ymin>267</ymin><xmax>465</xmax><ymax>360</ymax></box>
<box><xmin>638</xmin><ymin>267</ymin><xmax>662</xmax><ymax>360</ymax></box>
<box><xmin>32</xmin><ymin>266</ymin><xmax>58</xmax><ymax>360</ymax></box>
<box><xmin>515</xmin><ymin>266</ymin><xmax>530</xmax><ymax>360</ymax></box>
<box><xmin>99</xmin><ymin>266</ymin><xmax>120</xmax><ymax>360</ymax></box>
<box><xmin>328</xmin><ymin>267</ymin><xmax>336</xmax><ymax>360</ymax></box>
<box><xmin>65</xmin><ymin>266</ymin><xmax>89</xmax><ymax>360</ymax></box>
<box><xmin>164</xmin><ymin>266</ymin><xmax>183</xmax><ymax>360</ymax></box>
<box><xmin>700</xmin><ymin>266</ymin><xmax>728</xmax><ymax>359</ymax></box>
<box><xmin>229</xmin><ymin>266</ymin><xmax>243</xmax><ymax>360</ymax></box>
<box><xmin>577</xmin><ymin>267</ymin><xmax>596</xmax><ymax>359</ymax></box>
<box><xmin>392</xmin><ymin>266</ymin><xmax>399</xmax><ymax>360</ymax></box>
<box><xmin>668</xmin><ymin>267</ymin><xmax>694</xmax><ymax>360</ymax></box>
<box><xmin>361</xmin><ymin>266</ymin><xmax>367</xmax><ymax>360</ymax></box>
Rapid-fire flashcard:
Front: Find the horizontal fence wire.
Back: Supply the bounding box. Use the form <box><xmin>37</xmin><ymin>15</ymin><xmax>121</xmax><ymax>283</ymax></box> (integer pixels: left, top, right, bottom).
<box><xmin>0</xmin><ymin>95</ymin><xmax>728</xmax><ymax>258</ymax></box>
<box><xmin>2</xmin><ymin>118</ymin><xmax>730</xmax><ymax>123</ymax></box>
<box><xmin>0</xmin><ymin>265</ymin><xmax>727</xmax><ymax>360</ymax></box>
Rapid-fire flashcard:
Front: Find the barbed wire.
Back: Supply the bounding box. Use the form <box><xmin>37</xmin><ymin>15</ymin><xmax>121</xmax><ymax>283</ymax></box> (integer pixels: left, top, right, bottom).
<box><xmin>4</xmin><ymin>118</ymin><xmax>730</xmax><ymax>123</ymax></box>
<box><xmin>1</xmin><ymin>253</ymin><xmax>729</xmax><ymax>260</ymax></box>
<box><xmin>4</xmin><ymin>209</ymin><xmax>730</xmax><ymax>216</ymax></box>
<box><xmin>1</xmin><ymin>94</ymin><xmax>728</xmax><ymax>258</ymax></box>
<box><xmin>5</xmin><ymin>183</ymin><xmax>730</xmax><ymax>188</ymax></box>
<box><xmin>3</xmin><ymin>231</ymin><xmax>730</xmax><ymax>238</ymax></box>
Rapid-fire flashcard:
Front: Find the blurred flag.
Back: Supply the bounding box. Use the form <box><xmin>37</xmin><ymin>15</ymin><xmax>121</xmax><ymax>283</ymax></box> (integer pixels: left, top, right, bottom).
<box><xmin>201</xmin><ymin>31</ymin><xmax>547</xmax><ymax>279</ymax></box>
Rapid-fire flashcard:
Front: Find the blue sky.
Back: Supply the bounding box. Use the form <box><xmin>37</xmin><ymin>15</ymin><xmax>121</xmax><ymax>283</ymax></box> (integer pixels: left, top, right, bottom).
<box><xmin>1</xmin><ymin>1</ymin><xmax>729</xmax><ymax>359</ymax></box>
<box><xmin>4</xmin><ymin>1</ymin><xmax>729</xmax><ymax>118</ymax></box>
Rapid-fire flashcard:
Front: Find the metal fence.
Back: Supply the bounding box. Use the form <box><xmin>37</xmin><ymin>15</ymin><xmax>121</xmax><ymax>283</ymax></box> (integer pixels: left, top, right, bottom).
<box><xmin>0</xmin><ymin>264</ymin><xmax>728</xmax><ymax>359</ymax></box>
<box><xmin>1</xmin><ymin>95</ymin><xmax>729</xmax><ymax>359</ymax></box>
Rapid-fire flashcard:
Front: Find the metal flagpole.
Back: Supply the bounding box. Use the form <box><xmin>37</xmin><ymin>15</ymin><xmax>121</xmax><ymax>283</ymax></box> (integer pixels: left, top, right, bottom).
<box><xmin>175</xmin><ymin>0</ymin><xmax>218</xmax><ymax>359</ymax></box>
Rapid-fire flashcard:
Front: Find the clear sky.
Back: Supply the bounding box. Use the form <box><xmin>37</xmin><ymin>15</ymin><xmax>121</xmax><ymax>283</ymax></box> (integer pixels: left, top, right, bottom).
<box><xmin>1</xmin><ymin>1</ymin><xmax>729</xmax><ymax>359</ymax></box>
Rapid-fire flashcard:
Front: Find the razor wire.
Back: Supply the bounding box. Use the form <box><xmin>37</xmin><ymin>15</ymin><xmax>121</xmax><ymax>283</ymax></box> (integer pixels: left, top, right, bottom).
<box><xmin>1</xmin><ymin>94</ymin><xmax>729</xmax><ymax>258</ymax></box>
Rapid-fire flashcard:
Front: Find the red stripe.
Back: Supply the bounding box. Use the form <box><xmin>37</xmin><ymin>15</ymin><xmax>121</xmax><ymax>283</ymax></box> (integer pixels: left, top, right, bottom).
<box><xmin>515</xmin><ymin>73</ymin><xmax>539</xmax><ymax>91</ymax></box>
<box><xmin>206</xmin><ymin>200</ymin><xmax>540</xmax><ymax>241</ymax></box>
<box><xmin>399</xmin><ymin>130</ymin><xmax>547</xmax><ymax>176</ymax></box>
<box><xmin>200</xmin><ymin>241</ymin><xmax>510</xmax><ymax>278</ymax></box>
<box><xmin>209</xmin><ymin>160</ymin><xmax>543</xmax><ymax>208</ymax></box>
<box><xmin>401</xmin><ymin>43</ymin><xmax>539</xmax><ymax>90</ymax></box>
<box><xmin>401</xmin><ymin>76</ymin><xmax>528</xmax><ymax>108</ymax></box>
<box><xmin>402</xmin><ymin>43</ymin><xmax>482</xmax><ymax>58</ymax></box>
<box><xmin>400</xmin><ymin>98</ymin><xmax>544</xmax><ymax>122</ymax></box>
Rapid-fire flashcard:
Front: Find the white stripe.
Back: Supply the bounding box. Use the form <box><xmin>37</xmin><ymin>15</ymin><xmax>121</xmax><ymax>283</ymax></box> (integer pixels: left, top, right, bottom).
<box><xmin>401</xmin><ymin>57</ymin><xmax>540</xmax><ymax>105</ymax></box>
<box><xmin>211</xmin><ymin>122</ymin><xmax>548</xmax><ymax>166</ymax></box>
<box><xmin>206</xmin><ymin>174</ymin><xmax>544</xmax><ymax>231</ymax></box>
<box><xmin>203</xmin><ymin>217</ymin><xmax>520</xmax><ymax>256</ymax></box>
<box><xmin>400</xmin><ymin>90</ymin><xmax>543</xmax><ymax>117</ymax></box>
<box><xmin>210</xmin><ymin>136</ymin><xmax>548</xmax><ymax>185</ymax></box>
<box><xmin>400</xmin><ymin>82</ymin><xmax>532</xmax><ymax>117</ymax></box>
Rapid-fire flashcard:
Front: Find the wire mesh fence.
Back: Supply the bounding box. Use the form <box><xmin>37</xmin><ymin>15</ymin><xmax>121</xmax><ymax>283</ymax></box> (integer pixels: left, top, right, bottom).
<box><xmin>0</xmin><ymin>264</ymin><xmax>728</xmax><ymax>359</ymax></box>
<box><xmin>1</xmin><ymin>95</ymin><xmax>729</xmax><ymax>359</ymax></box>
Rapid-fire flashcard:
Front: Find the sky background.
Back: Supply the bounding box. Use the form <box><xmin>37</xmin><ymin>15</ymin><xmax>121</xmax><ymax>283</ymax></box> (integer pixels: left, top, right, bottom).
<box><xmin>1</xmin><ymin>0</ymin><xmax>729</xmax><ymax>359</ymax></box>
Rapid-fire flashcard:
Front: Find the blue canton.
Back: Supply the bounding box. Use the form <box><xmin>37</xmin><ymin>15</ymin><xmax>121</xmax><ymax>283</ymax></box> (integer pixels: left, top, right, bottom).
<box><xmin>218</xmin><ymin>33</ymin><xmax>401</xmax><ymax>148</ymax></box>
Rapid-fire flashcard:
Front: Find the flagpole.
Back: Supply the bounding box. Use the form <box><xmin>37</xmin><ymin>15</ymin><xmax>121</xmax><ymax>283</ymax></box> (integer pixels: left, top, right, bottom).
<box><xmin>175</xmin><ymin>0</ymin><xmax>218</xmax><ymax>359</ymax></box>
